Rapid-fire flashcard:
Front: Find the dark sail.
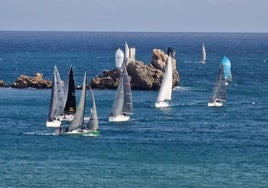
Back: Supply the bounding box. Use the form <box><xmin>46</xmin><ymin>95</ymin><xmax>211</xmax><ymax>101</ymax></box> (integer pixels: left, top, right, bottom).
<box><xmin>64</xmin><ymin>66</ymin><xmax>76</xmax><ymax>114</ymax></box>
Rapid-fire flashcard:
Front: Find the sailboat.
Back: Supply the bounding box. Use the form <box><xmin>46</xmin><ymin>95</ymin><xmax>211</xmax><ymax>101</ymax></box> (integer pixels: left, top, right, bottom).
<box><xmin>208</xmin><ymin>62</ymin><xmax>226</xmax><ymax>107</ymax></box>
<box><xmin>60</xmin><ymin>71</ymin><xmax>99</xmax><ymax>136</ymax></box>
<box><xmin>221</xmin><ymin>56</ymin><xmax>232</xmax><ymax>85</ymax></box>
<box><xmin>46</xmin><ymin>66</ymin><xmax>65</xmax><ymax>128</ymax></box>
<box><xmin>62</xmin><ymin>65</ymin><xmax>76</xmax><ymax>121</ymax></box>
<box><xmin>155</xmin><ymin>56</ymin><xmax>173</xmax><ymax>108</ymax></box>
<box><xmin>86</xmin><ymin>85</ymin><xmax>99</xmax><ymax>136</ymax></box>
<box><xmin>200</xmin><ymin>43</ymin><xmax>206</xmax><ymax>64</ymax></box>
<box><xmin>109</xmin><ymin>60</ymin><xmax>133</xmax><ymax>122</ymax></box>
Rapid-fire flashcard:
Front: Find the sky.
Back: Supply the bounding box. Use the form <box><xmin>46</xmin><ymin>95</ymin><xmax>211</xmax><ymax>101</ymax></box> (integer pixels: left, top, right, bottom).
<box><xmin>0</xmin><ymin>0</ymin><xmax>267</xmax><ymax>33</ymax></box>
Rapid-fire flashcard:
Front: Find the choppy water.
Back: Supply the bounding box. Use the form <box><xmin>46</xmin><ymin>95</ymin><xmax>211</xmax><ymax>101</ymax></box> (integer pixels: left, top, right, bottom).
<box><xmin>0</xmin><ymin>31</ymin><xmax>267</xmax><ymax>187</ymax></box>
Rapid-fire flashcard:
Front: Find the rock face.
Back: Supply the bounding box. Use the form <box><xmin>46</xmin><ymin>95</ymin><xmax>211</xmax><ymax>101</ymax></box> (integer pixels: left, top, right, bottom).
<box><xmin>12</xmin><ymin>73</ymin><xmax>52</xmax><ymax>89</ymax></box>
<box><xmin>90</xmin><ymin>48</ymin><xmax>179</xmax><ymax>90</ymax></box>
<box><xmin>0</xmin><ymin>80</ymin><xmax>6</xmax><ymax>87</ymax></box>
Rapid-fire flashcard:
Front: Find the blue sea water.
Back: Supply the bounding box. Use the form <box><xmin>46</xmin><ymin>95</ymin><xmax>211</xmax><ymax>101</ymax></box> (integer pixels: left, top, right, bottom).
<box><xmin>0</xmin><ymin>31</ymin><xmax>267</xmax><ymax>187</ymax></box>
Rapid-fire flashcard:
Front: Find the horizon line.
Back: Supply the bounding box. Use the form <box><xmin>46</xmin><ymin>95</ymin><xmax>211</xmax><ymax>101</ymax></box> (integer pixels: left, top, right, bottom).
<box><xmin>0</xmin><ymin>30</ymin><xmax>267</xmax><ymax>34</ymax></box>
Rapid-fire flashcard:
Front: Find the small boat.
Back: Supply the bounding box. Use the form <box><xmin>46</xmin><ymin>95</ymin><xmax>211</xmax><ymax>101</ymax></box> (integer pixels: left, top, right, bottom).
<box><xmin>60</xmin><ymin>71</ymin><xmax>99</xmax><ymax>136</ymax></box>
<box><xmin>200</xmin><ymin>43</ymin><xmax>206</xmax><ymax>64</ymax></box>
<box><xmin>109</xmin><ymin>60</ymin><xmax>133</xmax><ymax>122</ymax></box>
<box><xmin>155</xmin><ymin>56</ymin><xmax>173</xmax><ymax>108</ymax></box>
<box><xmin>46</xmin><ymin>66</ymin><xmax>65</xmax><ymax>128</ymax></box>
<box><xmin>221</xmin><ymin>56</ymin><xmax>232</xmax><ymax>85</ymax></box>
<box><xmin>208</xmin><ymin>61</ymin><xmax>226</xmax><ymax>107</ymax></box>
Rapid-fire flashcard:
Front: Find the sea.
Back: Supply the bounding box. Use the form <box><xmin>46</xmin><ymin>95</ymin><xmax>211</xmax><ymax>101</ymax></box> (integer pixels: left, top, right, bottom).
<box><xmin>0</xmin><ymin>31</ymin><xmax>267</xmax><ymax>187</ymax></box>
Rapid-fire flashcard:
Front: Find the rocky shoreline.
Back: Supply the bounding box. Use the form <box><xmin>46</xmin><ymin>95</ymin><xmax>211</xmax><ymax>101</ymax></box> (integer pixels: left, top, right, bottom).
<box><xmin>0</xmin><ymin>48</ymin><xmax>180</xmax><ymax>90</ymax></box>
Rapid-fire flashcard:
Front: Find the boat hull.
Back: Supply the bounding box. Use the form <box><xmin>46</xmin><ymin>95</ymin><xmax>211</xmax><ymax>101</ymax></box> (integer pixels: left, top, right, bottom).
<box><xmin>59</xmin><ymin>129</ymin><xmax>99</xmax><ymax>136</ymax></box>
<box><xmin>155</xmin><ymin>101</ymin><xmax>169</xmax><ymax>108</ymax></box>
<box><xmin>109</xmin><ymin>115</ymin><xmax>130</xmax><ymax>122</ymax></box>
<box><xmin>208</xmin><ymin>101</ymin><xmax>223</xmax><ymax>107</ymax></box>
<box><xmin>58</xmin><ymin>114</ymin><xmax>74</xmax><ymax>122</ymax></box>
<box><xmin>46</xmin><ymin>120</ymin><xmax>61</xmax><ymax>128</ymax></box>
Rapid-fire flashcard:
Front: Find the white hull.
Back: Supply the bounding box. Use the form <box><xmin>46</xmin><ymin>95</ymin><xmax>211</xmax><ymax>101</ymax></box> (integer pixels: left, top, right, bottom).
<box><xmin>155</xmin><ymin>101</ymin><xmax>169</xmax><ymax>108</ymax></box>
<box><xmin>200</xmin><ymin>60</ymin><xmax>206</xmax><ymax>64</ymax></box>
<box><xmin>58</xmin><ymin>114</ymin><xmax>74</xmax><ymax>122</ymax></box>
<box><xmin>46</xmin><ymin>120</ymin><xmax>61</xmax><ymax>128</ymax></box>
<box><xmin>109</xmin><ymin>115</ymin><xmax>130</xmax><ymax>122</ymax></box>
<box><xmin>208</xmin><ymin>101</ymin><xmax>223</xmax><ymax>107</ymax></box>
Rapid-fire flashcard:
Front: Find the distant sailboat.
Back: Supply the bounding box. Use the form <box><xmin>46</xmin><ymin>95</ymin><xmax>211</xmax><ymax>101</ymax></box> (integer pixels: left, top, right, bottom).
<box><xmin>60</xmin><ymin>71</ymin><xmax>99</xmax><ymax>136</ymax></box>
<box><xmin>200</xmin><ymin>43</ymin><xmax>206</xmax><ymax>64</ymax></box>
<box><xmin>62</xmin><ymin>65</ymin><xmax>76</xmax><ymax>121</ymax></box>
<box><xmin>46</xmin><ymin>66</ymin><xmax>65</xmax><ymax>128</ymax></box>
<box><xmin>109</xmin><ymin>60</ymin><xmax>133</xmax><ymax>122</ymax></box>
<box><xmin>221</xmin><ymin>56</ymin><xmax>232</xmax><ymax>85</ymax></box>
<box><xmin>115</xmin><ymin>48</ymin><xmax>124</xmax><ymax>68</ymax></box>
<box><xmin>155</xmin><ymin>56</ymin><xmax>173</xmax><ymax>108</ymax></box>
<box><xmin>208</xmin><ymin>62</ymin><xmax>226</xmax><ymax>107</ymax></box>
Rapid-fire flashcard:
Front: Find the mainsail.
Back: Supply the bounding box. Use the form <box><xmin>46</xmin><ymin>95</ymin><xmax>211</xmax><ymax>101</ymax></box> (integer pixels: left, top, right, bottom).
<box><xmin>156</xmin><ymin>56</ymin><xmax>173</xmax><ymax>103</ymax></box>
<box><xmin>69</xmin><ymin>71</ymin><xmax>87</xmax><ymax>130</ymax></box>
<box><xmin>64</xmin><ymin>66</ymin><xmax>76</xmax><ymax>114</ymax></box>
<box><xmin>87</xmin><ymin>85</ymin><xmax>99</xmax><ymax>131</ymax></box>
<box><xmin>122</xmin><ymin>61</ymin><xmax>133</xmax><ymax>115</ymax></box>
<box><xmin>209</xmin><ymin>63</ymin><xmax>226</xmax><ymax>103</ymax></box>
<box><xmin>47</xmin><ymin>66</ymin><xmax>65</xmax><ymax>121</ymax></box>
<box><xmin>110</xmin><ymin>76</ymin><xmax>124</xmax><ymax>117</ymax></box>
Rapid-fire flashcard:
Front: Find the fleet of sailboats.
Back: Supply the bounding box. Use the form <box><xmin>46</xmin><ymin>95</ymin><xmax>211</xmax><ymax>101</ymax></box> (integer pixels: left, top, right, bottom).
<box><xmin>46</xmin><ymin>43</ymin><xmax>233</xmax><ymax>134</ymax></box>
<box><xmin>59</xmin><ymin>71</ymin><xmax>99</xmax><ymax>136</ymax></box>
<box><xmin>155</xmin><ymin>56</ymin><xmax>173</xmax><ymax>108</ymax></box>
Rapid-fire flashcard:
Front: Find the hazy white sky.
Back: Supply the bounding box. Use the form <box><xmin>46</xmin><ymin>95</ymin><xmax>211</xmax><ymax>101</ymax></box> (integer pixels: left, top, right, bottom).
<box><xmin>0</xmin><ymin>0</ymin><xmax>267</xmax><ymax>32</ymax></box>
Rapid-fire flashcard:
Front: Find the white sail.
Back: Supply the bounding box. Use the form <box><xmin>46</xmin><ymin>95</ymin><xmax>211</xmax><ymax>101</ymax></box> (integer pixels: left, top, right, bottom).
<box><xmin>46</xmin><ymin>66</ymin><xmax>65</xmax><ymax>127</ymax></box>
<box><xmin>115</xmin><ymin>48</ymin><xmax>124</xmax><ymax>69</ymax></box>
<box><xmin>125</xmin><ymin>42</ymin><xmax>129</xmax><ymax>61</ymax></box>
<box><xmin>201</xmin><ymin>43</ymin><xmax>206</xmax><ymax>63</ymax></box>
<box><xmin>155</xmin><ymin>56</ymin><xmax>173</xmax><ymax>107</ymax></box>
<box><xmin>69</xmin><ymin>71</ymin><xmax>87</xmax><ymax>130</ymax></box>
<box><xmin>87</xmin><ymin>86</ymin><xmax>98</xmax><ymax>131</ymax></box>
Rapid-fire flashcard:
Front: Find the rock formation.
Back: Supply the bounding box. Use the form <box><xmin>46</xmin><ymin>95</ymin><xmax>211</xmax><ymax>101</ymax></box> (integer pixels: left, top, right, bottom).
<box><xmin>0</xmin><ymin>80</ymin><xmax>6</xmax><ymax>87</ymax></box>
<box><xmin>90</xmin><ymin>48</ymin><xmax>179</xmax><ymax>90</ymax></box>
<box><xmin>12</xmin><ymin>73</ymin><xmax>52</xmax><ymax>89</ymax></box>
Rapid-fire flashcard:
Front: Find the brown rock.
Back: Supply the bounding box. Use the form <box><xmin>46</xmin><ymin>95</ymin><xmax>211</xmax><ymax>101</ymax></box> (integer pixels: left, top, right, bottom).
<box><xmin>12</xmin><ymin>73</ymin><xmax>52</xmax><ymax>88</ymax></box>
<box><xmin>90</xmin><ymin>48</ymin><xmax>180</xmax><ymax>90</ymax></box>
